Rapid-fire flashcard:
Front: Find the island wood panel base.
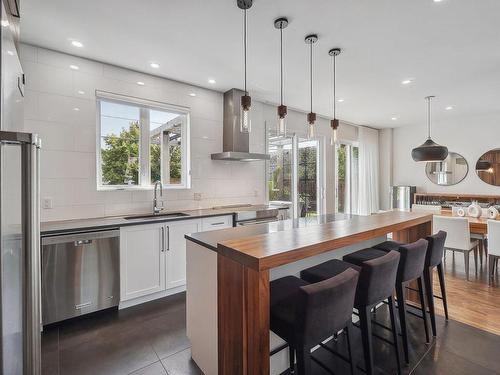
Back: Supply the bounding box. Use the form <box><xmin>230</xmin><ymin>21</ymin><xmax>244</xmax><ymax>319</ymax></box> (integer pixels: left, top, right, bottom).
<box><xmin>217</xmin><ymin>254</ymin><xmax>270</xmax><ymax>375</ymax></box>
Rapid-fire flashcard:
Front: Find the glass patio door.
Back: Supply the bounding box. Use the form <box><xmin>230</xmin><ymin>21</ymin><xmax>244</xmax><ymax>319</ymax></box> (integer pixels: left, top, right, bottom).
<box><xmin>335</xmin><ymin>142</ymin><xmax>359</xmax><ymax>214</ymax></box>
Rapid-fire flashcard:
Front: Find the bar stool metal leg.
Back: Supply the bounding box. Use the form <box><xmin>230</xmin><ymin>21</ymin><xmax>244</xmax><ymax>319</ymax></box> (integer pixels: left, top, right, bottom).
<box><xmin>388</xmin><ymin>295</ymin><xmax>403</xmax><ymax>375</ymax></box>
<box><xmin>345</xmin><ymin>322</ymin><xmax>355</xmax><ymax>375</ymax></box>
<box><xmin>436</xmin><ymin>263</ymin><xmax>449</xmax><ymax>320</ymax></box>
<box><xmin>296</xmin><ymin>346</ymin><xmax>311</xmax><ymax>375</ymax></box>
<box><xmin>359</xmin><ymin>305</ymin><xmax>375</xmax><ymax>375</ymax></box>
<box><xmin>395</xmin><ymin>283</ymin><xmax>410</xmax><ymax>364</ymax></box>
<box><xmin>289</xmin><ymin>345</ymin><xmax>295</xmax><ymax>374</ymax></box>
<box><xmin>417</xmin><ymin>277</ymin><xmax>430</xmax><ymax>343</ymax></box>
<box><xmin>423</xmin><ymin>267</ymin><xmax>437</xmax><ymax>336</ymax></box>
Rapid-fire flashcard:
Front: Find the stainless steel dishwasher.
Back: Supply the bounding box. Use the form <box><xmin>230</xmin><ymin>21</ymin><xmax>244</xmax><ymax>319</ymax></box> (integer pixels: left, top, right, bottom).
<box><xmin>41</xmin><ymin>229</ymin><xmax>120</xmax><ymax>325</ymax></box>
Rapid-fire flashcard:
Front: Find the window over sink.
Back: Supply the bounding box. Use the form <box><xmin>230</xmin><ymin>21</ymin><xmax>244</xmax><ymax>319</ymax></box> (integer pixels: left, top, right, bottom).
<box><xmin>96</xmin><ymin>91</ymin><xmax>191</xmax><ymax>190</ymax></box>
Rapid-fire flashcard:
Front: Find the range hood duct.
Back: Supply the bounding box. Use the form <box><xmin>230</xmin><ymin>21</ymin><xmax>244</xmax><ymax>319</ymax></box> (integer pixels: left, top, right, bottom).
<box><xmin>211</xmin><ymin>89</ymin><xmax>270</xmax><ymax>161</ymax></box>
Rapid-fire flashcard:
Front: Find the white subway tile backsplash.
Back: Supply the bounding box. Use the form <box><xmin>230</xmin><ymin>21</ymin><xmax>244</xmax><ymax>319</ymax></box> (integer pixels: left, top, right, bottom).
<box><xmin>24</xmin><ymin>45</ymin><xmax>265</xmax><ymax>222</ymax></box>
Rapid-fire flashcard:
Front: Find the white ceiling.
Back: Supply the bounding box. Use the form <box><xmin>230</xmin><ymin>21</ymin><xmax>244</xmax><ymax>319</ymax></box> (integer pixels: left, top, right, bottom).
<box><xmin>20</xmin><ymin>0</ymin><xmax>500</xmax><ymax>128</ymax></box>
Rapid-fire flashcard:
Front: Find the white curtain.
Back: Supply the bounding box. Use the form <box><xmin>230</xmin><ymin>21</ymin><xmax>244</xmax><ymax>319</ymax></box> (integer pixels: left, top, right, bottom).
<box><xmin>358</xmin><ymin>127</ymin><xmax>380</xmax><ymax>215</ymax></box>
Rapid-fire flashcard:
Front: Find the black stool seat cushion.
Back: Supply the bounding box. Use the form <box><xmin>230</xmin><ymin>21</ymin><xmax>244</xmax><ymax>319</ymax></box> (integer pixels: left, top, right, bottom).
<box><xmin>373</xmin><ymin>240</ymin><xmax>402</xmax><ymax>252</ymax></box>
<box><xmin>343</xmin><ymin>248</ymin><xmax>388</xmax><ymax>267</ymax></box>
<box><xmin>300</xmin><ymin>259</ymin><xmax>360</xmax><ymax>284</ymax></box>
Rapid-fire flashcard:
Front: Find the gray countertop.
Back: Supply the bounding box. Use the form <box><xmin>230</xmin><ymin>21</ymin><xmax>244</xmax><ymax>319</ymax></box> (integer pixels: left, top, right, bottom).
<box><xmin>185</xmin><ymin>213</ymin><xmax>352</xmax><ymax>251</ymax></box>
<box><xmin>41</xmin><ymin>207</ymin><xmax>239</xmax><ymax>236</ymax></box>
<box><xmin>40</xmin><ymin>203</ymin><xmax>291</xmax><ymax>236</ymax></box>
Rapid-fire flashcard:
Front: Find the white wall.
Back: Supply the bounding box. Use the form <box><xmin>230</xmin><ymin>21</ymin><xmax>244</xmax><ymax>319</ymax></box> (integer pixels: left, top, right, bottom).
<box><xmin>20</xmin><ymin>44</ymin><xmax>266</xmax><ymax>221</ymax></box>
<box><xmin>391</xmin><ymin>113</ymin><xmax>500</xmax><ymax>195</ymax></box>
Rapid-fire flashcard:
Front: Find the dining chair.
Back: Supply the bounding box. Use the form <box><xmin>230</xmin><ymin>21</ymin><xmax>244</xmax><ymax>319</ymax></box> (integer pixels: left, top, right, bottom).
<box><xmin>412</xmin><ymin>204</ymin><xmax>442</xmax><ymax>213</ymax></box>
<box><xmin>433</xmin><ymin>216</ymin><xmax>479</xmax><ymax>280</ymax></box>
<box><xmin>487</xmin><ymin>220</ymin><xmax>500</xmax><ymax>285</ymax></box>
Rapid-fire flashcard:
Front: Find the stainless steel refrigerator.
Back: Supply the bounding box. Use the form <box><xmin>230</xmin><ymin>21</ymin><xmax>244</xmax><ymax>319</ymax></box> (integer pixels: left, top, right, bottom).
<box><xmin>0</xmin><ymin>131</ymin><xmax>41</xmax><ymax>375</ymax></box>
<box><xmin>390</xmin><ymin>185</ymin><xmax>416</xmax><ymax>211</ymax></box>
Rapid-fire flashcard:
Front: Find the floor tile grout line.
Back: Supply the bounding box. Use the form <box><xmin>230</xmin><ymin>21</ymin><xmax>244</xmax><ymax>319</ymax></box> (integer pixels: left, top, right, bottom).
<box><xmin>408</xmin><ymin>339</ymin><xmax>436</xmax><ymax>375</ymax></box>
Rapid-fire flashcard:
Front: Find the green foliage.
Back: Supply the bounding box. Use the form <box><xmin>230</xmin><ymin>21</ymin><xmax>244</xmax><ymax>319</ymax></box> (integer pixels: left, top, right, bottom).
<box><xmin>101</xmin><ymin>122</ymin><xmax>139</xmax><ymax>185</ymax></box>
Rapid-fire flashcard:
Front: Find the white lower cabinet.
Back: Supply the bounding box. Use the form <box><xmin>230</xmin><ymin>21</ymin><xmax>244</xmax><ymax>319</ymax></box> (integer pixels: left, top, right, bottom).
<box><xmin>120</xmin><ymin>215</ymin><xmax>232</xmax><ymax>305</ymax></box>
<box><xmin>120</xmin><ymin>222</ymin><xmax>166</xmax><ymax>301</ymax></box>
<box><xmin>166</xmin><ymin>220</ymin><xmax>200</xmax><ymax>289</ymax></box>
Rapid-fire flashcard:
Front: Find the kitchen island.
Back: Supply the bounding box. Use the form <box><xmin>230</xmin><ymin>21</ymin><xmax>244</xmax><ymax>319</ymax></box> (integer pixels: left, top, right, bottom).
<box><xmin>185</xmin><ymin>211</ymin><xmax>433</xmax><ymax>375</ymax></box>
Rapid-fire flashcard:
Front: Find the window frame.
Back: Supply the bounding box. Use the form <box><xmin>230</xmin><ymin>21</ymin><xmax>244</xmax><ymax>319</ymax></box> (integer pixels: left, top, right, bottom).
<box><xmin>95</xmin><ymin>90</ymin><xmax>191</xmax><ymax>191</ymax></box>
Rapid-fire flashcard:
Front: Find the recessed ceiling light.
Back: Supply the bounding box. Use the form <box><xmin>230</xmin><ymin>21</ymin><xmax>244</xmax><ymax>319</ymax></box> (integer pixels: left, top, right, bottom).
<box><xmin>73</xmin><ymin>107</ymin><xmax>80</xmax><ymax>111</ymax></box>
<box><xmin>7</xmin><ymin>50</ymin><xmax>14</xmax><ymax>56</ymax></box>
<box><xmin>401</xmin><ymin>79</ymin><xmax>413</xmax><ymax>85</ymax></box>
<box><xmin>434</xmin><ymin>0</ymin><xmax>443</xmax><ymax>2</ymax></box>
<box><xmin>391</xmin><ymin>117</ymin><xmax>398</xmax><ymax>121</ymax></box>
<box><xmin>189</xmin><ymin>93</ymin><xmax>196</xmax><ymax>97</ymax></box>
<box><xmin>69</xmin><ymin>65</ymin><xmax>79</xmax><ymax>70</ymax></box>
<box><xmin>1</xmin><ymin>20</ymin><xmax>9</xmax><ymax>27</ymax></box>
<box><xmin>71</xmin><ymin>40</ymin><xmax>83</xmax><ymax>48</ymax></box>
<box><xmin>150</xmin><ymin>62</ymin><xmax>160</xmax><ymax>69</ymax></box>
<box><xmin>445</xmin><ymin>105</ymin><xmax>455</xmax><ymax>110</ymax></box>
<box><xmin>208</xmin><ymin>78</ymin><xmax>216</xmax><ymax>84</ymax></box>
<box><xmin>77</xmin><ymin>90</ymin><xmax>85</xmax><ymax>95</ymax></box>
<box><xmin>136</xmin><ymin>81</ymin><xmax>145</xmax><ymax>86</ymax></box>
<box><xmin>337</xmin><ymin>98</ymin><xmax>345</xmax><ymax>103</ymax></box>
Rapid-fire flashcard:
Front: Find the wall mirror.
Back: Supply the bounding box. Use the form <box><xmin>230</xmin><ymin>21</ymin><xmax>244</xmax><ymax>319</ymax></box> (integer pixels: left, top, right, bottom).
<box><xmin>425</xmin><ymin>151</ymin><xmax>468</xmax><ymax>186</ymax></box>
<box><xmin>476</xmin><ymin>149</ymin><xmax>500</xmax><ymax>186</ymax></box>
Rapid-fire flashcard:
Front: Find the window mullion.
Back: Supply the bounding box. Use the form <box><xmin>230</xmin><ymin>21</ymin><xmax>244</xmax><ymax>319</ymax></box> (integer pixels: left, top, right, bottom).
<box><xmin>139</xmin><ymin>108</ymin><xmax>151</xmax><ymax>187</ymax></box>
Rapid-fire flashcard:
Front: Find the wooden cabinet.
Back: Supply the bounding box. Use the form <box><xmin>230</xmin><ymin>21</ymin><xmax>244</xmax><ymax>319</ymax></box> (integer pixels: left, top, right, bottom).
<box><xmin>166</xmin><ymin>219</ymin><xmax>200</xmax><ymax>289</ymax></box>
<box><xmin>120</xmin><ymin>222</ymin><xmax>166</xmax><ymax>301</ymax></box>
<box><xmin>120</xmin><ymin>215</ymin><xmax>232</xmax><ymax>304</ymax></box>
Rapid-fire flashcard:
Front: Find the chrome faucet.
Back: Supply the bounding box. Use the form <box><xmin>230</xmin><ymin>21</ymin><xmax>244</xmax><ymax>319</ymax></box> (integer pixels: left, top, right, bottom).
<box><xmin>153</xmin><ymin>181</ymin><xmax>164</xmax><ymax>214</ymax></box>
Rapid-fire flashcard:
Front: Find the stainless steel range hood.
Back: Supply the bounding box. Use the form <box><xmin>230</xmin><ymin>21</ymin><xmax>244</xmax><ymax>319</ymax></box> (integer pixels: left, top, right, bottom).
<box><xmin>211</xmin><ymin>89</ymin><xmax>270</xmax><ymax>162</ymax></box>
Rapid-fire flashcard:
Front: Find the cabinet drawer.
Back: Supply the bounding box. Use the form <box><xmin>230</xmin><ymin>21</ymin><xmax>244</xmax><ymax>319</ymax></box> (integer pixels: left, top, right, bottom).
<box><xmin>201</xmin><ymin>215</ymin><xmax>233</xmax><ymax>231</ymax></box>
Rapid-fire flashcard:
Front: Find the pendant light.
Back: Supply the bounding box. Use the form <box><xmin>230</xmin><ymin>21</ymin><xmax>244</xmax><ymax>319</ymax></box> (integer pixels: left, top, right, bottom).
<box><xmin>329</xmin><ymin>48</ymin><xmax>341</xmax><ymax>146</ymax></box>
<box><xmin>411</xmin><ymin>96</ymin><xmax>448</xmax><ymax>162</ymax></box>
<box><xmin>305</xmin><ymin>34</ymin><xmax>318</xmax><ymax>139</ymax></box>
<box><xmin>238</xmin><ymin>0</ymin><xmax>252</xmax><ymax>133</ymax></box>
<box><xmin>274</xmin><ymin>17</ymin><xmax>289</xmax><ymax>137</ymax></box>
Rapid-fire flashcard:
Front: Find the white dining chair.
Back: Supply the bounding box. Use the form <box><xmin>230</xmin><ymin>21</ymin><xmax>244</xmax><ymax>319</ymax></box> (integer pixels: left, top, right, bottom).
<box><xmin>412</xmin><ymin>204</ymin><xmax>442</xmax><ymax>213</ymax></box>
<box><xmin>487</xmin><ymin>220</ymin><xmax>500</xmax><ymax>285</ymax></box>
<box><xmin>433</xmin><ymin>216</ymin><xmax>479</xmax><ymax>280</ymax></box>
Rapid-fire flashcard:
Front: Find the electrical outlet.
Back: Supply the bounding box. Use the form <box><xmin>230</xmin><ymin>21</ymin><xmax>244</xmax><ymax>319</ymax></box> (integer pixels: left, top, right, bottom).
<box><xmin>42</xmin><ymin>197</ymin><xmax>53</xmax><ymax>209</ymax></box>
<box><xmin>193</xmin><ymin>193</ymin><xmax>202</xmax><ymax>201</ymax></box>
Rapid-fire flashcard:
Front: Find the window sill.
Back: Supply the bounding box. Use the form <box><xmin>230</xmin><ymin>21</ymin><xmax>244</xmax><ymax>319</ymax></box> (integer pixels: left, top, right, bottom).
<box><xmin>97</xmin><ymin>185</ymin><xmax>191</xmax><ymax>192</ymax></box>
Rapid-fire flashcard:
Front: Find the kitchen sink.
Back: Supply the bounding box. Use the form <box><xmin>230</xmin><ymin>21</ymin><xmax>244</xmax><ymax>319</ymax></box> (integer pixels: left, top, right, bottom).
<box><xmin>124</xmin><ymin>212</ymin><xmax>190</xmax><ymax>220</ymax></box>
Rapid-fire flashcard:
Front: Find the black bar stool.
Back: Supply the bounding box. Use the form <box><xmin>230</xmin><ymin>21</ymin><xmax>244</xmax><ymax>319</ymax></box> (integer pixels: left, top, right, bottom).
<box><xmin>270</xmin><ymin>268</ymin><xmax>359</xmax><ymax>375</ymax></box>
<box><xmin>301</xmin><ymin>251</ymin><xmax>402</xmax><ymax>375</ymax></box>
<box><xmin>375</xmin><ymin>231</ymin><xmax>448</xmax><ymax>337</ymax></box>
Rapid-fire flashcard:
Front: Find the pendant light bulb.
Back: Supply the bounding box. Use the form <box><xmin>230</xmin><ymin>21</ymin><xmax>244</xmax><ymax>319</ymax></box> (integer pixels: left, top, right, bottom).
<box><xmin>329</xmin><ymin>48</ymin><xmax>341</xmax><ymax>146</ymax></box>
<box><xmin>275</xmin><ymin>17</ymin><xmax>289</xmax><ymax>137</ymax></box>
<box><xmin>238</xmin><ymin>1</ymin><xmax>253</xmax><ymax>134</ymax></box>
<box><xmin>305</xmin><ymin>34</ymin><xmax>318</xmax><ymax>139</ymax></box>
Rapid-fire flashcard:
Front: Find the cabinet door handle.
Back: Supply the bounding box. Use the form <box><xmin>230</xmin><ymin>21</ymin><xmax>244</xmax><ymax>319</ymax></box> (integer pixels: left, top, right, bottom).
<box><xmin>161</xmin><ymin>227</ymin><xmax>165</xmax><ymax>252</ymax></box>
<box><xmin>166</xmin><ymin>226</ymin><xmax>170</xmax><ymax>251</ymax></box>
<box><xmin>211</xmin><ymin>222</ymin><xmax>225</xmax><ymax>226</ymax></box>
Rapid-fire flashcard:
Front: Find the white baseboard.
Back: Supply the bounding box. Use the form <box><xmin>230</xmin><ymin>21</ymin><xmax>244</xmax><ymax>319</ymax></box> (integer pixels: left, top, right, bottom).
<box><xmin>118</xmin><ymin>285</ymin><xmax>186</xmax><ymax>310</ymax></box>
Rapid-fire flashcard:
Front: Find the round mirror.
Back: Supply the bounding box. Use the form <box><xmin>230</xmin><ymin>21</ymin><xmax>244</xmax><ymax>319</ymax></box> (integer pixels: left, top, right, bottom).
<box><xmin>476</xmin><ymin>149</ymin><xmax>500</xmax><ymax>186</ymax></box>
<box><xmin>425</xmin><ymin>151</ymin><xmax>468</xmax><ymax>186</ymax></box>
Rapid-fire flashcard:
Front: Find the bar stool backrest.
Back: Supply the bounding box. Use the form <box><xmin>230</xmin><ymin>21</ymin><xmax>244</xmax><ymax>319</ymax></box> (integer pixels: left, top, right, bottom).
<box><xmin>356</xmin><ymin>250</ymin><xmax>400</xmax><ymax>307</ymax></box>
<box><xmin>296</xmin><ymin>268</ymin><xmax>359</xmax><ymax>347</ymax></box>
<box><xmin>397</xmin><ymin>239</ymin><xmax>428</xmax><ymax>282</ymax></box>
<box><xmin>433</xmin><ymin>216</ymin><xmax>470</xmax><ymax>250</ymax></box>
<box><xmin>425</xmin><ymin>231</ymin><xmax>447</xmax><ymax>267</ymax></box>
<box><xmin>487</xmin><ymin>220</ymin><xmax>500</xmax><ymax>257</ymax></box>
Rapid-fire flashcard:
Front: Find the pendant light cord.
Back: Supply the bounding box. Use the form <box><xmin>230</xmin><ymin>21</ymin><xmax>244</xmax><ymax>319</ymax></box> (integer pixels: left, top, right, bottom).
<box><xmin>244</xmin><ymin>9</ymin><xmax>247</xmax><ymax>95</ymax></box>
<box><xmin>310</xmin><ymin>42</ymin><xmax>313</xmax><ymax>113</ymax></box>
<box><xmin>280</xmin><ymin>27</ymin><xmax>283</xmax><ymax>105</ymax></box>
<box><xmin>333</xmin><ymin>54</ymin><xmax>337</xmax><ymax>119</ymax></box>
<box><xmin>427</xmin><ymin>96</ymin><xmax>431</xmax><ymax>139</ymax></box>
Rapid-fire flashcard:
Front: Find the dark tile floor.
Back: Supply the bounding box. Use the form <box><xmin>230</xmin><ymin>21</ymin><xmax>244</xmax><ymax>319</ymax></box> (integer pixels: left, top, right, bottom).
<box><xmin>42</xmin><ymin>291</ymin><xmax>500</xmax><ymax>375</ymax></box>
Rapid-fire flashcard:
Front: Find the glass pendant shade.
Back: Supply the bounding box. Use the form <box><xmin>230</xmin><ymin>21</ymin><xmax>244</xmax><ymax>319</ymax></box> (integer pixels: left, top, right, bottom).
<box><xmin>276</xmin><ymin>104</ymin><xmax>287</xmax><ymax>136</ymax></box>
<box><xmin>240</xmin><ymin>98</ymin><xmax>252</xmax><ymax>133</ymax></box>
<box><xmin>330</xmin><ymin>118</ymin><xmax>339</xmax><ymax>146</ymax></box>
<box><xmin>411</xmin><ymin>138</ymin><xmax>448</xmax><ymax>162</ymax></box>
<box><xmin>307</xmin><ymin>123</ymin><xmax>315</xmax><ymax>139</ymax></box>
